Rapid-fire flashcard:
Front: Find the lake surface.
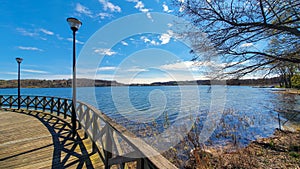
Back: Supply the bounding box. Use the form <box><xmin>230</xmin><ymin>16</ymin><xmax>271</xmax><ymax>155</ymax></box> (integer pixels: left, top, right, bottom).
<box><xmin>1</xmin><ymin>85</ymin><xmax>299</xmax><ymax>147</ymax></box>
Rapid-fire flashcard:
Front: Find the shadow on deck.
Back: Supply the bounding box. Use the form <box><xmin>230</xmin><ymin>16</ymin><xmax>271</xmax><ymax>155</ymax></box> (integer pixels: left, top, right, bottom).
<box><xmin>0</xmin><ymin>109</ymin><xmax>104</xmax><ymax>169</ymax></box>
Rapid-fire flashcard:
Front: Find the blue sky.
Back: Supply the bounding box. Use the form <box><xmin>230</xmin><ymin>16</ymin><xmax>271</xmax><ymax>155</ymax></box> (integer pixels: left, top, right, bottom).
<box><xmin>0</xmin><ymin>0</ymin><xmax>227</xmax><ymax>84</ymax></box>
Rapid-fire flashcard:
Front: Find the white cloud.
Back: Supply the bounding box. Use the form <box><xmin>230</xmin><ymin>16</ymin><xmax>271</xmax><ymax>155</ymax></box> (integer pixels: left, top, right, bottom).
<box><xmin>121</xmin><ymin>41</ymin><xmax>129</xmax><ymax>46</ymax></box>
<box><xmin>77</xmin><ymin>68</ymin><xmax>97</xmax><ymax>74</ymax></box>
<box><xmin>178</xmin><ymin>0</ymin><xmax>186</xmax><ymax>12</ymax></box>
<box><xmin>126</xmin><ymin>67</ymin><xmax>148</xmax><ymax>72</ymax></box>
<box><xmin>97</xmin><ymin>66</ymin><xmax>117</xmax><ymax>71</ymax></box>
<box><xmin>77</xmin><ymin>67</ymin><xmax>117</xmax><ymax>80</ymax></box>
<box><xmin>160</xmin><ymin>61</ymin><xmax>196</xmax><ymax>71</ymax></box>
<box><xmin>93</xmin><ymin>73</ymin><xmax>116</xmax><ymax>80</ymax></box>
<box><xmin>141</xmin><ymin>36</ymin><xmax>151</xmax><ymax>43</ymax></box>
<box><xmin>140</xmin><ymin>8</ymin><xmax>149</xmax><ymax>13</ymax></box>
<box><xmin>146</xmin><ymin>12</ymin><xmax>153</xmax><ymax>20</ymax></box>
<box><xmin>128</xmin><ymin>0</ymin><xmax>152</xmax><ymax>19</ymax></box>
<box><xmin>94</xmin><ymin>48</ymin><xmax>117</xmax><ymax>56</ymax></box>
<box><xmin>150</xmin><ymin>40</ymin><xmax>159</xmax><ymax>45</ymax></box>
<box><xmin>135</xmin><ymin>1</ymin><xmax>145</xmax><ymax>9</ymax></box>
<box><xmin>167</xmin><ymin>30</ymin><xmax>174</xmax><ymax>35</ymax></box>
<box><xmin>99</xmin><ymin>0</ymin><xmax>121</xmax><ymax>12</ymax></box>
<box><xmin>22</xmin><ymin>69</ymin><xmax>48</xmax><ymax>74</ymax></box>
<box><xmin>179</xmin><ymin>6</ymin><xmax>185</xmax><ymax>12</ymax></box>
<box><xmin>39</xmin><ymin>28</ymin><xmax>54</xmax><ymax>35</ymax></box>
<box><xmin>8</xmin><ymin>73</ymin><xmax>72</xmax><ymax>80</ymax></box>
<box><xmin>167</xmin><ymin>23</ymin><xmax>173</xmax><ymax>27</ymax></box>
<box><xmin>116</xmin><ymin>76</ymin><xmax>169</xmax><ymax>84</ymax></box>
<box><xmin>240</xmin><ymin>43</ymin><xmax>253</xmax><ymax>47</ymax></box>
<box><xmin>159</xmin><ymin>33</ymin><xmax>172</xmax><ymax>44</ymax></box>
<box><xmin>141</xmin><ymin>32</ymin><xmax>173</xmax><ymax>45</ymax></box>
<box><xmin>162</xmin><ymin>3</ymin><xmax>173</xmax><ymax>13</ymax></box>
<box><xmin>67</xmin><ymin>38</ymin><xmax>84</xmax><ymax>44</ymax></box>
<box><xmin>75</xmin><ymin>3</ymin><xmax>93</xmax><ymax>17</ymax></box>
<box><xmin>17</xmin><ymin>46</ymin><xmax>43</xmax><ymax>51</ymax></box>
<box><xmin>16</xmin><ymin>28</ymin><xmax>38</xmax><ymax>37</ymax></box>
<box><xmin>75</xmin><ymin>3</ymin><xmax>113</xmax><ymax>20</ymax></box>
<box><xmin>113</xmin><ymin>67</ymin><xmax>208</xmax><ymax>84</ymax></box>
<box><xmin>159</xmin><ymin>60</ymin><xmax>224</xmax><ymax>73</ymax></box>
<box><xmin>98</xmin><ymin>12</ymin><xmax>112</xmax><ymax>19</ymax></box>
<box><xmin>2</xmin><ymin>71</ymin><xmax>17</xmax><ymax>76</ymax></box>
<box><xmin>140</xmin><ymin>36</ymin><xmax>159</xmax><ymax>45</ymax></box>
<box><xmin>16</xmin><ymin>27</ymin><xmax>55</xmax><ymax>39</ymax></box>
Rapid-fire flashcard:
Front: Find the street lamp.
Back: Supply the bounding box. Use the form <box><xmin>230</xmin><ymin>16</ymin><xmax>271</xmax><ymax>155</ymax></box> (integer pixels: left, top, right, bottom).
<box><xmin>67</xmin><ymin>17</ymin><xmax>82</xmax><ymax>137</ymax></box>
<box><xmin>16</xmin><ymin>57</ymin><xmax>23</xmax><ymax>109</ymax></box>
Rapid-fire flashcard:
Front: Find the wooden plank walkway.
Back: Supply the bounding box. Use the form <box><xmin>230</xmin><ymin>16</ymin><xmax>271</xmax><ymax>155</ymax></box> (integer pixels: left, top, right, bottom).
<box><xmin>0</xmin><ymin>109</ymin><xmax>105</xmax><ymax>169</ymax></box>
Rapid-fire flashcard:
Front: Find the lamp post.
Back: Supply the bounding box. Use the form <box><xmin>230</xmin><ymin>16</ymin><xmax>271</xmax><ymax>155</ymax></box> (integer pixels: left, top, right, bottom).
<box><xmin>16</xmin><ymin>57</ymin><xmax>23</xmax><ymax>109</ymax></box>
<box><xmin>67</xmin><ymin>17</ymin><xmax>82</xmax><ymax>137</ymax></box>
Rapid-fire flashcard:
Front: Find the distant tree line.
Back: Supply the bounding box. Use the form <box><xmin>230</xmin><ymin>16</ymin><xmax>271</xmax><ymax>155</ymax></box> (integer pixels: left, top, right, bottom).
<box><xmin>150</xmin><ymin>77</ymin><xmax>281</xmax><ymax>86</ymax></box>
<box><xmin>0</xmin><ymin>77</ymin><xmax>283</xmax><ymax>89</ymax></box>
<box><xmin>0</xmin><ymin>79</ymin><xmax>124</xmax><ymax>88</ymax></box>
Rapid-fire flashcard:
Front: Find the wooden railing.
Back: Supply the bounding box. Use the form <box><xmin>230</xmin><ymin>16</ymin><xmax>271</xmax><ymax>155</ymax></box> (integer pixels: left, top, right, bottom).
<box><xmin>0</xmin><ymin>95</ymin><xmax>177</xmax><ymax>169</ymax></box>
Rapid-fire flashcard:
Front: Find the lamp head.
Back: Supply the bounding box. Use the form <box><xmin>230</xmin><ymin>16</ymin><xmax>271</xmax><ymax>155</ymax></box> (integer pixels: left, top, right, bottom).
<box><xmin>16</xmin><ymin>57</ymin><xmax>23</xmax><ymax>64</ymax></box>
<box><xmin>67</xmin><ymin>17</ymin><xmax>82</xmax><ymax>32</ymax></box>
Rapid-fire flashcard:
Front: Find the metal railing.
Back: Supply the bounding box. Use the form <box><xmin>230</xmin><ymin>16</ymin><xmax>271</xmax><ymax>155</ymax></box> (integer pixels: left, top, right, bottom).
<box><xmin>0</xmin><ymin>95</ymin><xmax>177</xmax><ymax>169</ymax></box>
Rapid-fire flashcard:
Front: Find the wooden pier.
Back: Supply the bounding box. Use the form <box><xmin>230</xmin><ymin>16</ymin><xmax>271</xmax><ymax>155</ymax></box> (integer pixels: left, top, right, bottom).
<box><xmin>0</xmin><ymin>95</ymin><xmax>177</xmax><ymax>169</ymax></box>
<box><xmin>0</xmin><ymin>109</ymin><xmax>104</xmax><ymax>168</ymax></box>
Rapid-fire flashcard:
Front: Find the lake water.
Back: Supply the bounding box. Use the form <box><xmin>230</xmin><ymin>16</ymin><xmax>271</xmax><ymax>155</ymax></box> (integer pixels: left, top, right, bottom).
<box><xmin>1</xmin><ymin>85</ymin><xmax>299</xmax><ymax>147</ymax></box>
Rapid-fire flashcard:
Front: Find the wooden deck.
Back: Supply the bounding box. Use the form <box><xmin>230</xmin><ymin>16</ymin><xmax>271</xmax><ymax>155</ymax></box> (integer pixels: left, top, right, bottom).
<box><xmin>0</xmin><ymin>109</ymin><xmax>105</xmax><ymax>169</ymax></box>
<box><xmin>0</xmin><ymin>95</ymin><xmax>178</xmax><ymax>169</ymax></box>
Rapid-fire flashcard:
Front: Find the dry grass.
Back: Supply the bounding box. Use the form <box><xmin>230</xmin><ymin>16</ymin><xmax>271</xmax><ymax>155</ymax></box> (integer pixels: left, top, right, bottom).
<box><xmin>178</xmin><ymin>129</ymin><xmax>300</xmax><ymax>169</ymax></box>
<box><xmin>160</xmin><ymin>108</ymin><xmax>300</xmax><ymax>169</ymax></box>
<box><xmin>121</xmin><ymin>109</ymin><xmax>299</xmax><ymax>168</ymax></box>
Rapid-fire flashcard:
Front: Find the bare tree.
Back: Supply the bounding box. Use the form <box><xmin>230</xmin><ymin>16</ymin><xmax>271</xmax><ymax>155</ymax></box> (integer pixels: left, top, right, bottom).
<box><xmin>174</xmin><ymin>0</ymin><xmax>300</xmax><ymax>78</ymax></box>
<box><xmin>267</xmin><ymin>34</ymin><xmax>300</xmax><ymax>87</ymax></box>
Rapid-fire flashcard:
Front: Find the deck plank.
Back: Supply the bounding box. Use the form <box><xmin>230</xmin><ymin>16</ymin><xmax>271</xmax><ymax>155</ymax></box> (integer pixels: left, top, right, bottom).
<box><xmin>0</xmin><ymin>109</ymin><xmax>104</xmax><ymax>169</ymax></box>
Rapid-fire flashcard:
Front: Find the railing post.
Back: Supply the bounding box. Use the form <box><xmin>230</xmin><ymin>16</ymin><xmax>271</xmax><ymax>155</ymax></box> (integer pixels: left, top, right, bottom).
<box><xmin>0</xmin><ymin>95</ymin><xmax>3</xmax><ymax>108</ymax></box>
<box><xmin>278</xmin><ymin>113</ymin><xmax>281</xmax><ymax>130</ymax></box>
<box><xmin>34</xmin><ymin>96</ymin><xmax>38</xmax><ymax>110</ymax></box>
<box><xmin>57</xmin><ymin>98</ymin><xmax>61</xmax><ymax>116</ymax></box>
<box><xmin>50</xmin><ymin>97</ymin><xmax>54</xmax><ymax>113</ymax></box>
<box><xmin>9</xmin><ymin>96</ymin><xmax>13</xmax><ymax>108</ymax></box>
<box><xmin>42</xmin><ymin>97</ymin><xmax>46</xmax><ymax>111</ymax></box>
<box><xmin>71</xmin><ymin>100</ymin><xmax>77</xmax><ymax>138</ymax></box>
<box><xmin>104</xmin><ymin>125</ymin><xmax>113</xmax><ymax>169</ymax></box>
<box><xmin>64</xmin><ymin>99</ymin><xmax>68</xmax><ymax>119</ymax></box>
<box><xmin>26</xmin><ymin>96</ymin><xmax>30</xmax><ymax>109</ymax></box>
<box><xmin>92</xmin><ymin>115</ymin><xmax>98</xmax><ymax>153</ymax></box>
<box><xmin>19</xmin><ymin>96</ymin><xmax>24</xmax><ymax>108</ymax></box>
<box><xmin>137</xmin><ymin>159</ymin><xmax>144</xmax><ymax>169</ymax></box>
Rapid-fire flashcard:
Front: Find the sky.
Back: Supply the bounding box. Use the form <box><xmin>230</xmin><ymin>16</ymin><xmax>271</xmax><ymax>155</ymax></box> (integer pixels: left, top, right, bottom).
<box><xmin>0</xmin><ymin>0</ymin><xmax>230</xmax><ymax>84</ymax></box>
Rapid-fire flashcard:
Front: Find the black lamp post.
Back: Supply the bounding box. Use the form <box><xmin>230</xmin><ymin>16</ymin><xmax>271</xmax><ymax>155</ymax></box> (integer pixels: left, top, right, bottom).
<box><xmin>16</xmin><ymin>57</ymin><xmax>23</xmax><ymax>109</ymax></box>
<box><xmin>67</xmin><ymin>17</ymin><xmax>82</xmax><ymax>137</ymax></box>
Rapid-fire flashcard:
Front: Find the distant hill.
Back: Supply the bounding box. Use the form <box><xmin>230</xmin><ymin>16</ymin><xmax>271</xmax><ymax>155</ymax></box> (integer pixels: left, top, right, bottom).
<box><xmin>0</xmin><ymin>77</ymin><xmax>280</xmax><ymax>88</ymax></box>
<box><xmin>77</xmin><ymin>79</ymin><xmax>124</xmax><ymax>87</ymax></box>
<box><xmin>0</xmin><ymin>79</ymin><xmax>124</xmax><ymax>88</ymax></box>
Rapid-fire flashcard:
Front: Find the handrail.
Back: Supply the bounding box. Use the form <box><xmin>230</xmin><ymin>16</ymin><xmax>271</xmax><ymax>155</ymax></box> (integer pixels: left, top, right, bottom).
<box><xmin>0</xmin><ymin>95</ymin><xmax>177</xmax><ymax>169</ymax></box>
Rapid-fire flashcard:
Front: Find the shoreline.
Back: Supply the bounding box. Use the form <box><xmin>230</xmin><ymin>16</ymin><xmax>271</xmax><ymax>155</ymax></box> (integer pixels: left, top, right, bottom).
<box><xmin>184</xmin><ymin>129</ymin><xmax>300</xmax><ymax>169</ymax></box>
<box><xmin>272</xmin><ymin>88</ymin><xmax>300</xmax><ymax>95</ymax></box>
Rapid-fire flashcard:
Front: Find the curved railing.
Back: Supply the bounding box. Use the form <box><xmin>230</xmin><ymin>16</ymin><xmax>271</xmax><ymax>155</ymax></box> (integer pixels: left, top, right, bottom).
<box><xmin>0</xmin><ymin>95</ymin><xmax>177</xmax><ymax>169</ymax></box>
<box><xmin>0</xmin><ymin>95</ymin><xmax>73</xmax><ymax>118</ymax></box>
